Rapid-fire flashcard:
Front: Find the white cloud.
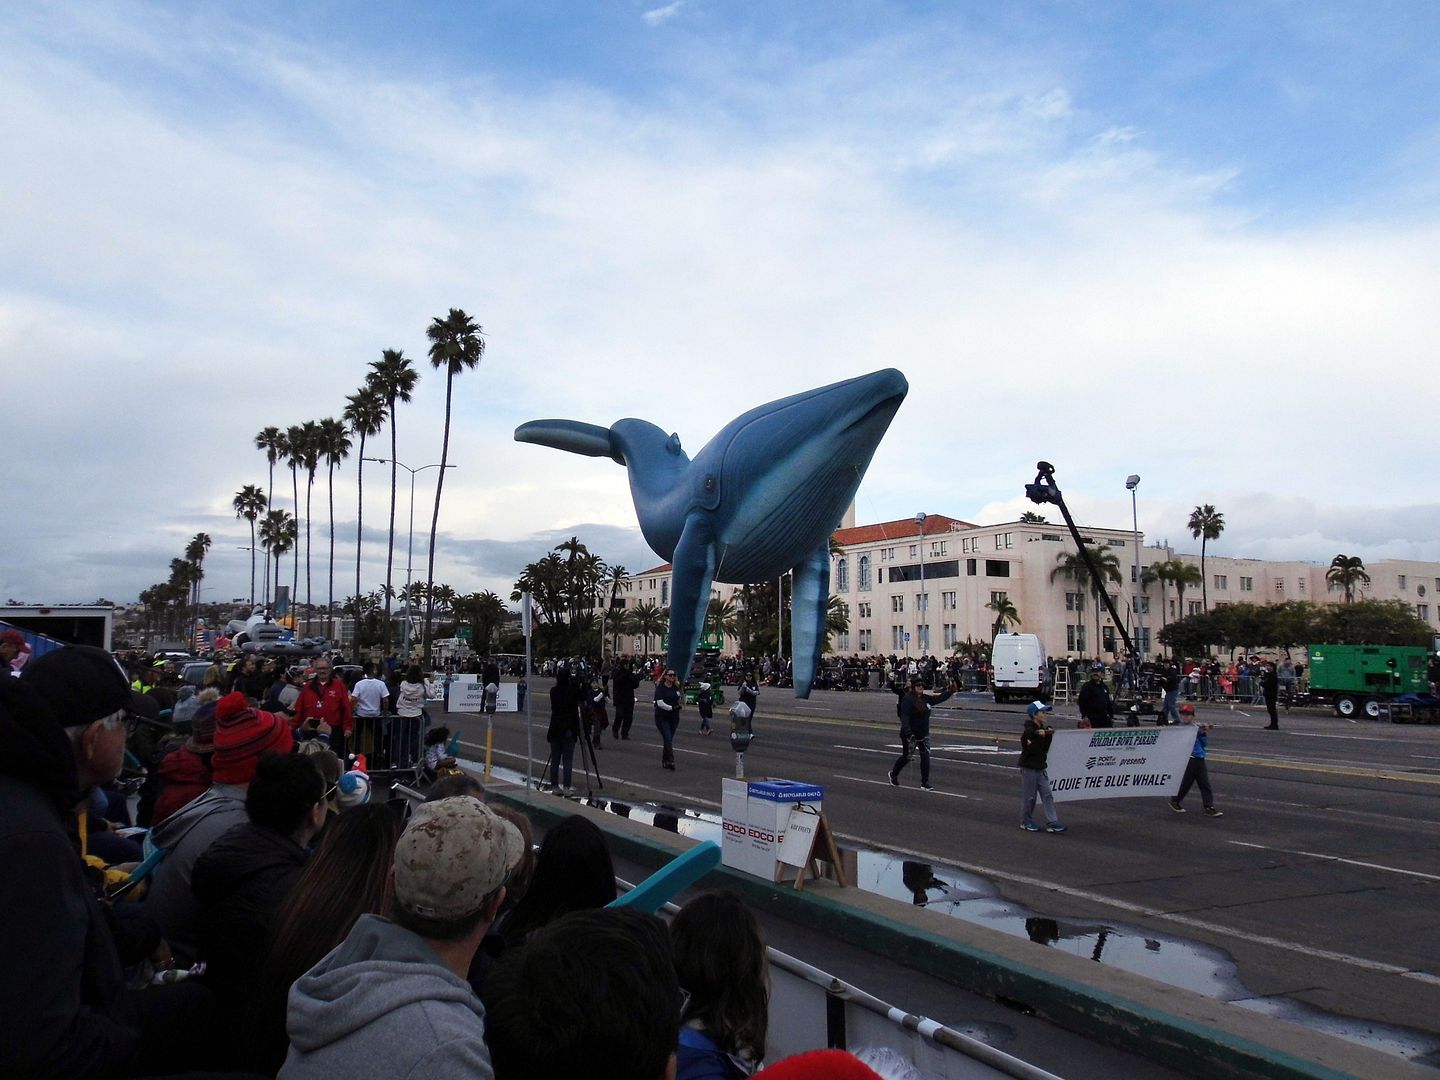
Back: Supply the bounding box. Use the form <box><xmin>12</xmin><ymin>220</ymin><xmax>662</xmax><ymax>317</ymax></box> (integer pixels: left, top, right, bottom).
<box><xmin>642</xmin><ymin>2</ymin><xmax>685</xmax><ymax>27</ymax></box>
<box><xmin>1</xmin><ymin>7</ymin><xmax>1437</xmax><ymax>610</ymax></box>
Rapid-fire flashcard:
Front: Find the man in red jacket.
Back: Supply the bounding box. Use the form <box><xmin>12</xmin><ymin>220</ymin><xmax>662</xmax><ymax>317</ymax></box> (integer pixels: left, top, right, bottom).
<box><xmin>293</xmin><ymin>658</ymin><xmax>354</xmax><ymax>761</ymax></box>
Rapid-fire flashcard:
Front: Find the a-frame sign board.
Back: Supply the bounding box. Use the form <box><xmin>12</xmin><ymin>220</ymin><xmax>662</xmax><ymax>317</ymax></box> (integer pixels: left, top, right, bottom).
<box><xmin>774</xmin><ymin>804</ymin><xmax>847</xmax><ymax>891</ymax></box>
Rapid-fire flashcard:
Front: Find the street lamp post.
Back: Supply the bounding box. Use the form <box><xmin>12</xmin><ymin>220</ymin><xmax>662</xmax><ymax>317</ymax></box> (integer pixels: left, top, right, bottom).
<box><xmin>1126</xmin><ymin>475</ymin><xmax>1144</xmax><ymax>660</ymax></box>
<box><xmin>364</xmin><ymin>457</ymin><xmax>454</xmax><ymax>658</ymax></box>
<box><xmin>915</xmin><ymin>512</ymin><xmax>927</xmax><ymax>656</ymax></box>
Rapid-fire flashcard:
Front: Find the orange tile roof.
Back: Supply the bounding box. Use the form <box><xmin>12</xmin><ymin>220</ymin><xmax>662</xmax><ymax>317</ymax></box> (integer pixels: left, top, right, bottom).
<box><xmin>635</xmin><ymin>563</ymin><xmax>673</xmax><ymax>576</ymax></box>
<box><xmin>833</xmin><ymin>514</ymin><xmax>975</xmax><ymax>546</ymax></box>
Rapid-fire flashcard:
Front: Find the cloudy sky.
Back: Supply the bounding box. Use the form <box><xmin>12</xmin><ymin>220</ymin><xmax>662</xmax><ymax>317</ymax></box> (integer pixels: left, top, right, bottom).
<box><xmin>4</xmin><ymin>1</ymin><xmax>1438</xmax><ymax>610</ymax></box>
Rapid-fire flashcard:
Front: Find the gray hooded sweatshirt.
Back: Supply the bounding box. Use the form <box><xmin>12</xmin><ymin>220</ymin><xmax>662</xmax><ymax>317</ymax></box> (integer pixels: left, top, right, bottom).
<box><xmin>279</xmin><ymin>913</ymin><xmax>495</xmax><ymax>1080</ymax></box>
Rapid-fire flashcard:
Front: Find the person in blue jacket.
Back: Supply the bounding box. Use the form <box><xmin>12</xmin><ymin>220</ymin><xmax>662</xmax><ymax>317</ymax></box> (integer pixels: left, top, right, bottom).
<box><xmin>1170</xmin><ymin>704</ymin><xmax>1223</xmax><ymax>817</ymax></box>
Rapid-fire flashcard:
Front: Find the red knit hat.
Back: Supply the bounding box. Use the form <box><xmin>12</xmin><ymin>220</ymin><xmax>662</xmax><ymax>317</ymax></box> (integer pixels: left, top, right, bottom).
<box><xmin>753</xmin><ymin>1051</ymin><xmax>884</xmax><ymax>1080</ymax></box>
<box><xmin>213</xmin><ymin>695</ymin><xmax>293</xmax><ymax>784</ymax></box>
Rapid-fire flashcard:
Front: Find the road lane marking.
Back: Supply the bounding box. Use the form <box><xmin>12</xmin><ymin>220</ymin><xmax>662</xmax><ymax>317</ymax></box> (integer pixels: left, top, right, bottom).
<box><xmin>835</xmin><ymin>774</ymin><xmax>971</xmax><ymax>799</ymax></box>
<box><xmin>1208</xmin><ymin>754</ymin><xmax>1440</xmax><ymax>785</ymax></box>
<box><xmin>1227</xmin><ymin>841</ymin><xmax>1440</xmax><ymax>882</ymax></box>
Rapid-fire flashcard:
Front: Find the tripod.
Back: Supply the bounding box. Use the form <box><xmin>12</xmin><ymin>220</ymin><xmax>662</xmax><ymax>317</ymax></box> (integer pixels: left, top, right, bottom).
<box><xmin>539</xmin><ymin>726</ymin><xmax>605</xmax><ymax>798</ymax></box>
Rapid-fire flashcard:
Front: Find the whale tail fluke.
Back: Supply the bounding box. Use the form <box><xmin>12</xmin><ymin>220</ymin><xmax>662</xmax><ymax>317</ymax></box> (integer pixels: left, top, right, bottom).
<box><xmin>514</xmin><ymin>420</ymin><xmax>623</xmax><ymax>464</ymax></box>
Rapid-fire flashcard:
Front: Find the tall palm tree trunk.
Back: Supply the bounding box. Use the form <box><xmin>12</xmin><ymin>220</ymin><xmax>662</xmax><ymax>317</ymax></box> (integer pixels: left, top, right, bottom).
<box><xmin>291</xmin><ymin>465</ymin><xmax>300</xmax><ymax>623</ymax></box>
<box><xmin>327</xmin><ymin>462</ymin><xmax>337</xmax><ymax>639</ymax></box>
<box><xmin>304</xmin><ymin>475</ymin><xmax>315</xmax><ymax>637</ymax></box>
<box><xmin>265</xmin><ymin>461</ymin><xmax>275</xmax><ymax>606</ymax></box>
<box><xmin>355</xmin><ymin>434</ymin><xmax>367</xmax><ymax>615</ymax></box>
<box><xmin>423</xmin><ymin>376</ymin><xmax>455</xmax><ymax>663</ymax></box>
<box><xmin>1200</xmin><ymin>539</ymin><xmax>1209</xmax><ymax>612</ymax></box>
<box><xmin>384</xmin><ymin>419</ymin><xmax>399</xmax><ymax>655</ymax></box>
<box><xmin>248</xmin><ymin>519</ymin><xmax>257</xmax><ymax>607</ymax></box>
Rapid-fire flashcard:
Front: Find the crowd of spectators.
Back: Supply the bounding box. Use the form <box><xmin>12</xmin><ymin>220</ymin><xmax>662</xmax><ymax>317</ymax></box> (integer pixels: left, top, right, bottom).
<box><xmin>2</xmin><ymin>642</ymin><xmax>923</xmax><ymax>1080</ymax></box>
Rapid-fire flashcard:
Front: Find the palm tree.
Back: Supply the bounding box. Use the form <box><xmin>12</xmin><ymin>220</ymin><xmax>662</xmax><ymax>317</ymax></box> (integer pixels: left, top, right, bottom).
<box><xmin>259</xmin><ymin>510</ymin><xmax>297</xmax><ymax>613</ymax></box>
<box><xmin>423</xmin><ymin>308</ymin><xmax>485</xmax><ymax>662</ymax></box>
<box><xmin>183</xmin><ymin>534</ymin><xmax>211</xmax><ymax>642</ymax></box>
<box><xmin>1326</xmin><ymin>554</ymin><xmax>1370</xmax><ymax>603</ymax></box>
<box><xmin>254</xmin><ymin>427</ymin><xmax>287</xmax><ymax>604</ymax></box>
<box><xmin>986</xmin><ymin>595</ymin><xmax>1021</xmax><ymax>636</ymax></box>
<box><xmin>295</xmin><ymin>421</ymin><xmax>323</xmax><ymax>636</ymax></box>
<box><xmin>233</xmin><ymin>485</ymin><xmax>267</xmax><ymax>606</ymax></box>
<box><xmin>1052</xmin><ymin>547</ymin><xmax>1123</xmax><ymax>656</ymax></box>
<box><xmin>454</xmin><ymin>590</ymin><xmax>508</xmax><ymax>654</ymax></box>
<box><xmin>366</xmin><ymin>349</ymin><xmax>419</xmax><ymax>653</ymax></box>
<box><xmin>317</xmin><ymin>417</ymin><xmax>352</xmax><ymax>632</ymax></box>
<box><xmin>343</xmin><ymin>385</ymin><xmax>387</xmax><ymax>609</ymax></box>
<box><xmin>1019</xmin><ymin>511</ymin><xmax>1048</xmax><ymax>523</ymax></box>
<box><xmin>1187</xmin><ymin>504</ymin><xmax>1226</xmax><ymax>612</ymax></box>
<box><xmin>283</xmin><ymin>424</ymin><xmax>305</xmax><ymax>620</ymax></box>
<box><xmin>602</xmin><ymin>605</ymin><xmax>636</xmax><ymax>657</ymax></box>
<box><xmin>824</xmin><ymin>595</ymin><xmax>850</xmax><ymax>651</ymax></box>
<box><xmin>705</xmin><ymin>594</ymin><xmax>741</xmax><ymax>644</ymax></box>
<box><xmin>1150</xmin><ymin>559</ymin><xmax>1203</xmax><ymax>628</ymax></box>
<box><xmin>629</xmin><ymin>599</ymin><xmax>667</xmax><ymax>655</ymax></box>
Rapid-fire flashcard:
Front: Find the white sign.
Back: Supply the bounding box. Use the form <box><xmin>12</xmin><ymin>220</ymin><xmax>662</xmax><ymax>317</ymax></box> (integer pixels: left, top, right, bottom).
<box><xmin>776</xmin><ymin>803</ymin><xmax>821</xmax><ymax>867</ymax></box>
<box><xmin>1044</xmin><ymin>727</ymin><xmax>1196</xmax><ymax>802</ymax></box>
<box><xmin>448</xmin><ymin>676</ymin><xmax>518</xmax><ymax>713</ymax></box>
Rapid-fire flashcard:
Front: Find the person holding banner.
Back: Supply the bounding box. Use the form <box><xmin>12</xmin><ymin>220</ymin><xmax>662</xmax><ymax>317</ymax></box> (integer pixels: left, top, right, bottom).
<box><xmin>1170</xmin><ymin>704</ymin><xmax>1223</xmax><ymax>816</ymax></box>
<box><xmin>1018</xmin><ymin>701</ymin><xmax>1067</xmax><ymax>833</ymax></box>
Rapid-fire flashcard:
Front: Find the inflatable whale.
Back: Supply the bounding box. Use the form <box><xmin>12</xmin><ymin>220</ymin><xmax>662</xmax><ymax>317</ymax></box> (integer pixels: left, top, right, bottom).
<box><xmin>515</xmin><ymin>368</ymin><xmax>908</xmax><ymax>696</ymax></box>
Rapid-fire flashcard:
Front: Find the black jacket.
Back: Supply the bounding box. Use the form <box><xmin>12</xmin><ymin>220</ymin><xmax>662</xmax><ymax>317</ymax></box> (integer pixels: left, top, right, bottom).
<box><xmin>547</xmin><ymin>680</ymin><xmax>582</xmax><ymax>742</ymax></box>
<box><xmin>1018</xmin><ymin>718</ymin><xmax>1055</xmax><ymax>770</ymax></box>
<box><xmin>0</xmin><ymin>678</ymin><xmax>140</xmax><ymax>1080</ymax></box>
<box><xmin>1077</xmin><ymin>680</ymin><xmax>1114</xmax><ymax>726</ymax></box>
<box><xmin>192</xmin><ymin>821</ymin><xmax>308</xmax><ymax>1011</ymax></box>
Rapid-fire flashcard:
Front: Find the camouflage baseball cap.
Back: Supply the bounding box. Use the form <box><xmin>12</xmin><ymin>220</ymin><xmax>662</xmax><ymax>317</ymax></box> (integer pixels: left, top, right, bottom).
<box><xmin>394</xmin><ymin>796</ymin><xmax>525</xmax><ymax>921</ymax></box>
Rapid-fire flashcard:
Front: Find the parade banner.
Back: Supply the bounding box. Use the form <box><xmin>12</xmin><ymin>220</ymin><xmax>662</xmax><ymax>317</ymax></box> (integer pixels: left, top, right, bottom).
<box><xmin>1045</xmin><ymin>727</ymin><xmax>1197</xmax><ymax>802</ymax></box>
<box><xmin>446</xmin><ymin>676</ymin><xmax>518</xmax><ymax>713</ymax></box>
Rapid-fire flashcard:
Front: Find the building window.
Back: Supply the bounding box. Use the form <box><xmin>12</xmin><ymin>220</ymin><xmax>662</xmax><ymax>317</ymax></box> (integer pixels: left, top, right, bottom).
<box><xmin>917</xmin><ymin>624</ymin><xmax>930</xmax><ymax>652</ymax></box>
<box><xmin>966</xmin><ymin>559</ymin><xmax>977</xmax><ymax>576</ymax></box>
<box><xmin>1417</xmin><ymin>605</ymin><xmax>1429</xmax><ymax>621</ymax></box>
<box><xmin>1189</xmin><ymin>601</ymin><xmax>1202</xmax><ymax>616</ymax></box>
<box><xmin>857</xmin><ymin>602</ymin><xmax>871</xmax><ymax>619</ymax></box>
<box><xmin>909</xmin><ymin>544</ymin><xmax>918</xmax><ymax>558</ymax></box>
<box><xmin>837</xmin><ymin>631</ymin><xmax>850</xmax><ymax>652</ymax></box>
<box><xmin>1274</xmin><ymin>580</ymin><xmax>1284</xmax><ymax>593</ymax></box>
<box><xmin>891</xmin><ymin>595</ymin><xmax>904</xmax><ymax>613</ymax></box>
<box><xmin>993</xmin><ymin>532</ymin><xmax>1014</xmax><ymax>550</ymax></box>
<box><xmin>836</xmin><ymin>558</ymin><xmax>849</xmax><ymax>592</ymax></box>
<box><xmin>1399</xmin><ymin>575</ymin><xmax>1408</xmax><ymax>590</ymax></box>
<box><xmin>1214</xmin><ymin>575</ymin><xmax>1227</xmax><ymax>590</ymax></box>
<box><xmin>1102</xmin><ymin>626</ymin><xmax>1117</xmax><ymax>654</ymax></box>
<box><xmin>858</xmin><ymin>556</ymin><xmax>872</xmax><ymax>591</ymax></box>
<box><xmin>1041</xmin><ymin>533</ymin><xmax>1062</xmax><ymax>542</ymax></box>
<box><xmin>916</xmin><ymin>593</ymin><xmax>928</xmax><ymax>613</ymax></box>
<box><xmin>1133</xmin><ymin>596</ymin><xmax>1150</xmax><ymax>614</ymax></box>
<box><xmin>962</xmin><ymin>537</ymin><xmax>978</xmax><ymax>553</ymax></box>
<box><xmin>990</xmin><ymin>590</ymin><xmax>1008</xmax><ymax>604</ymax></box>
<box><xmin>661</xmin><ymin>580</ymin><xmax>669</xmax><ymax>605</ymax></box>
<box><xmin>892</xmin><ymin>626</ymin><xmax>905</xmax><ymax>651</ymax></box>
<box><xmin>1239</xmin><ymin>576</ymin><xmax>1253</xmax><ymax>592</ymax></box>
<box><xmin>942</xmin><ymin>591</ymin><xmax>957</xmax><ymax>610</ymax></box>
<box><xmin>943</xmin><ymin>623</ymin><xmax>958</xmax><ymax>648</ymax></box>
<box><xmin>1066</xmin><ymin>625</ymin><xmax>1087</xmax><ymax>653</ymax></box>
<box><xmin>931</xmin><ymin>540</ymin><xmax>948</xmax><ymax>556</ymax></box>
<box><xmin>858</xmin><ymin>629</ymin><xmax>872</xmax><ymax>652</ymax></box>
<box><xmin>1297</xmin><ymin>578</ymin><xmax>1305</xmax><ymax>593</ymax></box>
<box><xmin>984</xmin><ymin>560</ymin><xmax>1010</xmax><ymax>577</ymax></box>
<box><xmin>1065</xmin><ymin>592</ymin><xmax>1085</xmax><ymax>612</ymax></box>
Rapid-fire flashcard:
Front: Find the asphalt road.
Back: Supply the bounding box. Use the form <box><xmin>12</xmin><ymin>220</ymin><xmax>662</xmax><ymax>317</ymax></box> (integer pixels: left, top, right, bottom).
<box><xmin>455</xmin><ymin>682</ymin><xmax>1440</xmax><ymax>1053</ymax></box>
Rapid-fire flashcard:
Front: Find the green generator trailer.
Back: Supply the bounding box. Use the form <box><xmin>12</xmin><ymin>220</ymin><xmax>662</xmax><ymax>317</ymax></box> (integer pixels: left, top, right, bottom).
<box><xmin>1307</xmin><ymin>644</ymin><xmax>1430</xmax><ymax>719</ymax></box>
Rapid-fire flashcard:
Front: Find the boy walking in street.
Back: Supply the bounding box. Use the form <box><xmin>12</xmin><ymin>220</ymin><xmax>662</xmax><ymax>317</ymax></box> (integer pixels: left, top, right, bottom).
<box><xmin>1018</xmin><ymin>701</ymin><xmax>1067</xmax><ymax>833</ymax></box>
<box><xmin>1170</xmin><ymin>703</ymin><xmax>1223</xmax><ymax>817</ymax></box>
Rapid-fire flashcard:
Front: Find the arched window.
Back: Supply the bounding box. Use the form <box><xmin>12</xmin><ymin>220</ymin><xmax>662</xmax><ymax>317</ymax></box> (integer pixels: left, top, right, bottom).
<box><xmin>836</xmin><ymin>558</ymin><xmax>849</xmax><ymax>592</ymax></box>
<box><xmin>858</xmin><ymin>555</ymin><xmax>872</xmax><ymax>592</ymax></box>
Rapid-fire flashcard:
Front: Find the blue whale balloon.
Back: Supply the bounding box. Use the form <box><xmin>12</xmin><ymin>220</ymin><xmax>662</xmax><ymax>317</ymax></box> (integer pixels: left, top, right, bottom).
<box><xmin>515</xmin><ymin>368</ymin><xmax>908</xmax><ymax>697</ymax></box>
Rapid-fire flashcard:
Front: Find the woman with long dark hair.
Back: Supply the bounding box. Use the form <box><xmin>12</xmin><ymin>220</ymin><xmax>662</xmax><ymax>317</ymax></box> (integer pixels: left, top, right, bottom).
<box><xmin>498</xmin><ymin>814</ymin><xmax>615</xmax><ymax>946</ymax></box>
<box><xmin>671</xmin><ymin>891</ymin><xmax>769</xmax><ymax>1079</ymax></box>
<box><xmin>244</xmin><ymin>803</ymin><xmax>402</xmax><ymax>1075</ymax></box>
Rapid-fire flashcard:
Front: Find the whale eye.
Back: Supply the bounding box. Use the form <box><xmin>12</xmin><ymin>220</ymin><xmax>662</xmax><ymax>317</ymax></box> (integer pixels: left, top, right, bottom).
<box><xmin>704</xmin><ymin>474</ymin><xmax>716</xmax><ymax>492</ymax></box>
<box><xmin>666</xmin><ymin>433</ymin><xmax>683</xmax><ymax>455</ymax></box>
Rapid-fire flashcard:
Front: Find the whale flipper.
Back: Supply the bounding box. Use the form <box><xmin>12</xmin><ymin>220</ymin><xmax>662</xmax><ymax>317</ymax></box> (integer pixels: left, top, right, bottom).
<box><xmin>515</xmin><ymin>420</ymin><xmax>625</xmax><ymax>465</ymax></box>
<box><xmin>789</xmin><ymin>540</ymin><xmax>831</xmax><ymax>698</ymax></box>
<box><xmin>665</xmin><ymin>513</ymin><xmax>718</xmax><ymax>681</ymax></box>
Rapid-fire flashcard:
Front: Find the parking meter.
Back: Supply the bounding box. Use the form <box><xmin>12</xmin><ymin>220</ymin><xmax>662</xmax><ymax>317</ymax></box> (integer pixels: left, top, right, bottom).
<box><xmin>729</xmin><ymin>700</ymin><xmax>753</xmax><ymax>777</ymax></box>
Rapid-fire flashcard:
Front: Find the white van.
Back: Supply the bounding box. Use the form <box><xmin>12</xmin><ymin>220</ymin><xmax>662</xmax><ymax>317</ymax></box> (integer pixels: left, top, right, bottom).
<box><xmin>991</xmin><ymin>632</ymin><xmax>1048</xmax><ymax>703</ymax></box>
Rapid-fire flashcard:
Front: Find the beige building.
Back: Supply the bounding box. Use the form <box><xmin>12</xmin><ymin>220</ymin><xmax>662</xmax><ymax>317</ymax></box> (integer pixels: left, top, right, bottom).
<box><xmin>611</xmin><ymin>514</ymin><xmax>1440</xmax><ymax>661</ymax></box>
